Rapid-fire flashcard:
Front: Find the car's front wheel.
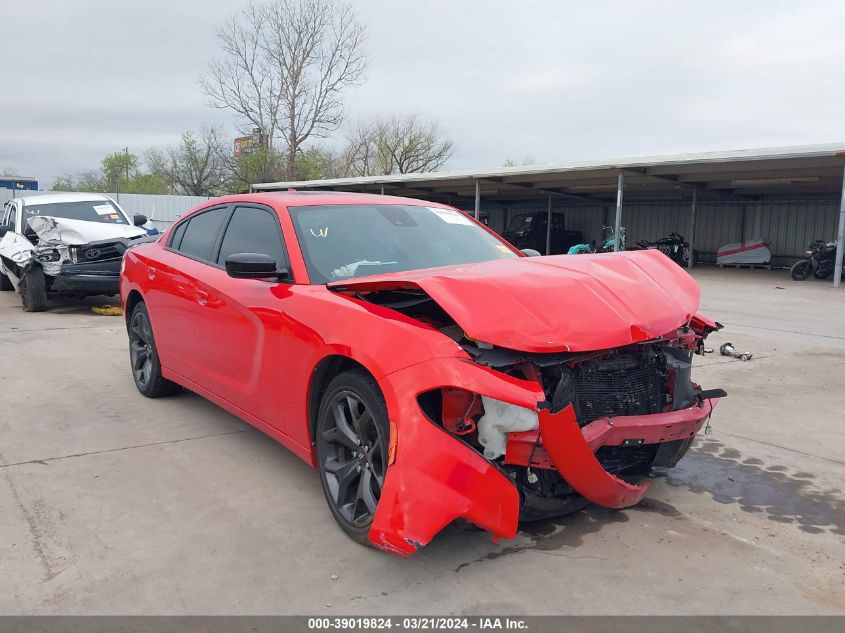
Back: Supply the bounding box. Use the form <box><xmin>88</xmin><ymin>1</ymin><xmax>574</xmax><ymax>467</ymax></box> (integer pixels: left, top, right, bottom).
<box><xmin>128</xmin><ymin>301</ymin><xmax>181</xmax><ymax>398</ymax></box>
<box><xmin>316</xmin><ymin>369</ymin><xmax>389</xmax><ymax>546</ymax></box>
<box><xmin>20</xmin><ymin>266</ymin><xmax>48</xmax><ymax>312</ymax></box>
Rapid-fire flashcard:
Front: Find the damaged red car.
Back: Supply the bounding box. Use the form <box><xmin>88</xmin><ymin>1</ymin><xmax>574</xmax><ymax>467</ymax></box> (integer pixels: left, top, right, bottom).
<box><xmin>120</xmin><ymin>192</ymin><xmax>724</xmax><ymax>556</ymax></box>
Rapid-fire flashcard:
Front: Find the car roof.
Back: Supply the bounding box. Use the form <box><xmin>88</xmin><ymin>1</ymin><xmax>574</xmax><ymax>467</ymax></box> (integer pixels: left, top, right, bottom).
<box><xmin>18</xmin><ymin>192</ymin><xmax>115</xmax><ymax>206</ymax></box>
<box><xmin>202</xmin><ymin>191</ymin><xmax>452</xmax><ymax>209</ymax></box>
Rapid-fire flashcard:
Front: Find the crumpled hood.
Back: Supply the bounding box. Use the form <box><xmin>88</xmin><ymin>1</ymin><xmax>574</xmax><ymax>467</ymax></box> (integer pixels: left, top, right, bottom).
<box><xmin>329</xmin><ymin>250</ymin><xmax>702</xmax><ymax>353</ymax></box>
<box><xmin>27</xmin><ymin>216</ymin><xmax>147</xmax><ymax>245</ymax></box>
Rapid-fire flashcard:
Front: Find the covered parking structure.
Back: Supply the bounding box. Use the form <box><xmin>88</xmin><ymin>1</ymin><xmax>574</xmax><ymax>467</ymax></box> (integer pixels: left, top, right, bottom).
<box><xmin>253</xmin><ymin>143</ymin><xmax>845</xmax><ymax>286</ymax></box>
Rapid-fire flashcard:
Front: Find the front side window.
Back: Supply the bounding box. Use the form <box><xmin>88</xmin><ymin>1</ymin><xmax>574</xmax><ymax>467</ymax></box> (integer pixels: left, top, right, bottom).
<box><xmin>288</xmin><ymin>204</ymin><xmax>517</xmax><ymax>284</ymax></box>
<box><xmin>175</xmin><ymin>207</ymin><xmax>228</xmax><ymax>262</ymax></box>
<box><xmin>22</xmin><ymin>200</ymin><xmax>129</xmax><ymax>226</ymax></box>
<box><xmin>217</xmin><ymin>206</ymin><xmax>286</xmax><ymax>267</ymax></box>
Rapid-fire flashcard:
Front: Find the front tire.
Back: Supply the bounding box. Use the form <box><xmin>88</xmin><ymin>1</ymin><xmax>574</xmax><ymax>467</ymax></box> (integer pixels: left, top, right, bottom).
<box><xmin>316</xmin><ymin>369</ymin><xmax>389</xmax><ymax>546</ymax></box>
<box><xmin>790</xmin><ymin>259</ymin><xmax>812</xmax><ymax>281</ymax></box>
<box><xmin>128</xmin><ymin>301</ymin><xmax>181</xmax><ymax>398</ymax></box>
<box><xmin>20</xmin><ymin>266</ymin><xmax>48</xmax><ymax>312</ymax></box>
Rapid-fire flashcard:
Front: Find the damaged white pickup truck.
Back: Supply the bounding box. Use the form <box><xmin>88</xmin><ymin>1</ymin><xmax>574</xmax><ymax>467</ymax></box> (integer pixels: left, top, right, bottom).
<box><xmin>0</xmin><ymin>193</ymin><xmax>154</xmax><ymax>311</ymax></box>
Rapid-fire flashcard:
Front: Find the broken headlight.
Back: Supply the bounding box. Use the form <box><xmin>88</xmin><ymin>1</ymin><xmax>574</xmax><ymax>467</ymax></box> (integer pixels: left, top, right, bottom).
<box><xmin>36</xmin><ymin>249</ymin><xmax>61</xmax><ymax>263</ymax></box>
<box><xmin>417</xmin><ymin>388</ymin><xmax>539</xmax><ymax>462</ymax></box>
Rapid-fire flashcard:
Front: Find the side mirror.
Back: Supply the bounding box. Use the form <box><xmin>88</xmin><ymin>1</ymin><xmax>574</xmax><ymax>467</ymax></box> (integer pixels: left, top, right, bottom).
<box><xmin>133</xmin><ymin>214</ymin><xmax>148</xmax><ymax>227</ymax></box>
<box><xmin>521</xmin><ymin>248</ymin><xmax>542</xmax><ymax>257</ymax></box>
<box><xmin>0</xmin><ymin>224</ymin><xmax>12</xmax><ymax>238</ymax></box>
<box><xmin>225</xmin><ymin>252</ymin><xmax>291</xmax><ymax>281</ymax></box>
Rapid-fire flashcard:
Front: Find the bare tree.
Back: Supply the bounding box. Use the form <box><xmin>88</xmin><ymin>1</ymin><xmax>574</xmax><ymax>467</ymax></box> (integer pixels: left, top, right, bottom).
<box><xmin>148</xmin><ymin>128</ymin><xmax>229</xmax><ymax>196</ymax></box>
<box><xmin>344</xmin><ymin>115</ymin><xmax>455</xmax><ymax>176</ymax></box>
<box><xmin>201</xmin><ymin>0</ymin><xmax>367</xmax><ymax>180</ymax></box>
<box><xmin>341</xmin><ymin>119</ymin><xmax>379</xmax><ymax>176</ymax></box>
<box><xmin>502</xmin><ymin>155</ymin><xmax>536</xmax><ymax>167</ymax></box>
<box><xmin>200</xmin><ymin>3</ymin><xmax>282</xmax><ymax>156</ymax></box>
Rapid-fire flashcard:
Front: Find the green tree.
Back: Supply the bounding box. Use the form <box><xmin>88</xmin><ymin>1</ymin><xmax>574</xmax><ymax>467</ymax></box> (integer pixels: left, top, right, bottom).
<box><xmin>51</xmin><ymin>152</ymin><xmax>168</xmax><ymax>194</ymax></box>
<box><xmin>52</xmin><ymin>170</ymin><xmax>106</xmax><ymax>192</ymax></box>
<box><xmin>122</xmin><ymin>173</ymin><xmax>170</xmax><ymax>195</ymax></box>
<box><xmin>101</xmin><ymin>151</ymin><xmax>139</xmax><ymax>192</ymax></box>
<box><xmin>148</xmin><ymin>128</ymin><xmax>228</xmax><ymax>196</ymax></box>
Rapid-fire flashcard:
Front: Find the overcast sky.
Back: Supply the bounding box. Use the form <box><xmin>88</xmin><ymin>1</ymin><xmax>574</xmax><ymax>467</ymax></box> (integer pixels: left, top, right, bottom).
<box><xmin>2</xmin><ymin>0</ymin><xmax>844</xmax><ymax>187</ymax></box>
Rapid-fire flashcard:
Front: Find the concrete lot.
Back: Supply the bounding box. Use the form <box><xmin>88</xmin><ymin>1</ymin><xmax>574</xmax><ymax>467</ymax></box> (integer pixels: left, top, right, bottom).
<box><xmin>1</xmin><ymin>268</ymin><xmax>843</xmax><ymax>615</ymax></box>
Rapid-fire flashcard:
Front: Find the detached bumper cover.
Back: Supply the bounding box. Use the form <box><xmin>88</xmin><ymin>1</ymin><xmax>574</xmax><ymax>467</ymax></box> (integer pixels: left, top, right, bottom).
<box><xmin>538</xmin><ymin>399</ymin><xmax>718</xmax><ymax>508</ymax></box>
<box><xmin>371</xmin><ymin>356</ymin><xmax>720</xmax><ymax>555</ymax></box>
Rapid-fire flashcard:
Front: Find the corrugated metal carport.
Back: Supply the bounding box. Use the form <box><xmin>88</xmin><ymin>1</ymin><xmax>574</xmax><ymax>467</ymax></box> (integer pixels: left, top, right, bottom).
<box><xmin>253</xmin><ymin>143</ymin><xmax>845</xmax><ymax>286</ymax></box>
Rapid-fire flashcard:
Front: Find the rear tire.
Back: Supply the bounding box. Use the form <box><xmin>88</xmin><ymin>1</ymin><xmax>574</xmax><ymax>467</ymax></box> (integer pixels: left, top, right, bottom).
<box><xmin>128</xmin><ymin>301</ymin><xmax>181</xmax><ymax>398</ymax></box>
<box><xmin>813</xmin><ymin>268</ymin><xmax>831</xmax><ymax>280</ymax></box>
<box><xmin>0</xmin><ymin>271</ymin><xmax>13</xmax><ymax>291</ymax></box>
<box><xmin>19</xmin><ymin>266</ymin><xmax>48</xmax><ymax>312</ymax></box>
<box><xmin>316</xmin><ymin>369</ymin><xmax>389</xmax><ymax>547</ymax></box>
<box><xmin>790</xmin><ymin>259</ymin><xmax>812</xmax><ymax>281</ymax></box>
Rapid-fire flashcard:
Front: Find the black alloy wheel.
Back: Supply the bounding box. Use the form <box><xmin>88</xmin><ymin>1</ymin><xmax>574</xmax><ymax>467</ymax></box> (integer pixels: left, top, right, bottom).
<box><xmin>128</xmin><ymin>302</ymin><xmax>180</xmax><ymax>398</ymax></box>
<box><xmin>316</xmin><ymin>370</ymin><xmax>389</xmax><ymax>545</ymax></box>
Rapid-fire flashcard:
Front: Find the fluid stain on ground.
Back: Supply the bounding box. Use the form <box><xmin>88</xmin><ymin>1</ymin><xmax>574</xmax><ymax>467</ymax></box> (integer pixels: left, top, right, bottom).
<box><xmin>453</xmin><ymin>508</ymin><xmax>632</xmax><ymax>572</ymax></box>
<box><xmin>668</xmin><ymin>438</ymin><xmax>844</xmax><ymax>535</ymax></box>
<box><xmin>453</xmin><ymin>437</ymin><xmax>842</xmax><ymax>573</ymax></box>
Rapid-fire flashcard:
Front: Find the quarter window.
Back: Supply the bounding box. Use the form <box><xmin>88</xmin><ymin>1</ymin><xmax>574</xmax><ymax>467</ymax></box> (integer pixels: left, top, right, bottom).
<box><xmin>169</xmin><ymin>219</ymin><xmax>188</xmax><ymax>250</ymax></box>
<box><xmin>4</xmin><ymin>203</ymin><xmax>16</xmax><ymax>229</ymax></box>
<box><xmin>174</xmin><ymin>207</ymin><xmax>228</xmax><ymax>262</ymax></box>
<box><xmin>217</xmin><ymin>206</ymin><xmax>286</xmax><ymax>267</ymax></box>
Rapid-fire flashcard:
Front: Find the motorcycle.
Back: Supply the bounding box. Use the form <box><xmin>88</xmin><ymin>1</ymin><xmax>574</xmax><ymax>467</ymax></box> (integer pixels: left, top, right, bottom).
<box><xmin>568</xmin><ymin>226</ymin><xmax>626</xmax><ymax>255</ymax></box>
<box><xmin>790</xmin><ymin>239</ymin><xmax>843</xmax><ymax>281</ymax></box>
<box><xmin>636</xmin><ymin>232</ymin><xmax>694</xmax><ymax>267</ymax></box>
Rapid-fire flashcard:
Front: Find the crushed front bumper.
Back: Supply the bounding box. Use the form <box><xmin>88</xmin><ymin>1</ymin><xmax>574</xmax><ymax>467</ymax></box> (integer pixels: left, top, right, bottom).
<box><xmin>372</xmin><ymin>356</ymin><xmax>719</xmax><ymax>556</ymax></box>
<box><xmin>48</xmin><ymin>260</ymin><xmax>121</xmax><ymax>296</ymax></box>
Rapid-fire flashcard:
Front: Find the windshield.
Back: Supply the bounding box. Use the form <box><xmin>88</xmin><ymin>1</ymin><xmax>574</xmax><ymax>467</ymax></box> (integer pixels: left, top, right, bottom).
<box><xmin>288</xmin><ymin>204</ymin><xmax>518</xmax><ymax>283</ymax></box>
<box><xmin>23</xmin><ymin>200</ymin><xmax>129</xmax><ymax>227</ymax></box>
<box><xmin>506</xmin><ymin>213</ymin><xmax>536</xmax><ymax>232</ymax></box>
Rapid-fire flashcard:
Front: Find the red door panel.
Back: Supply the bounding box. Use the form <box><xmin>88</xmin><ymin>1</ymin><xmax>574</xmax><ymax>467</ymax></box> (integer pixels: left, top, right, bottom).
<box><xmin>139</xmin><ymin>248</ymin><xmax>200</xmax><ymax>378</ymax></box>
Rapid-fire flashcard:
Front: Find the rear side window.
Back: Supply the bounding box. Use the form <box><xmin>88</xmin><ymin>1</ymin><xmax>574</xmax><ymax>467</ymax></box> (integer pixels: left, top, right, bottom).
<box><xmin>174</xmin><ymin>207</ymin><xmax>228</xmax><ymax>262</ymax></box>
<box><xmin>217</xmin><ymin>206</ymin><xmax>286</xmax><ymax>266</ymax></box>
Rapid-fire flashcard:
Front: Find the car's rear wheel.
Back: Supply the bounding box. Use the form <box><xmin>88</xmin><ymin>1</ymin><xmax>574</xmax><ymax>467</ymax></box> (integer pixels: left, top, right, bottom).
<box><xmin>316</xmin><ymin>369</ymin><xmax>389</xmax><ymax>546</ymax></box>
<box><xmin>128</xmin><ymin>301</ymin><xmax>181</xmax><ymax>398</ymax></box>
<box><xmin>0</xmin><ymin>271</ymin><xmax>13</xmax><ymax>291</ymax></box>
<box><xmin>20</xmin><ymin>266</ymin><xmax>48</xmax><ymax>312</ymax></box>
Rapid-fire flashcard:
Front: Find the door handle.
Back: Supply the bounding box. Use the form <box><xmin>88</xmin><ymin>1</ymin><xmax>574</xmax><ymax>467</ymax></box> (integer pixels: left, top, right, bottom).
<box><xmin>196</xmin><ymin>289</ymin><xmax>209</xmax><ymax>306</ymax></box>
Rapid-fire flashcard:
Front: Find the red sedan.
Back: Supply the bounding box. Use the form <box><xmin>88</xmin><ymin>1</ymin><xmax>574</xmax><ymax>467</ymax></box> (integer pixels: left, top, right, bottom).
<box><xmin>120</xmin><ymin>192</ymin><xmax>723</xmax><ymax>556</ymax></box>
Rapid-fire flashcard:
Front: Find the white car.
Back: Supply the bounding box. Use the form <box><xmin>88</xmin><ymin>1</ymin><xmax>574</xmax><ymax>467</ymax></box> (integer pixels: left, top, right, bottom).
<box><xmin>0</xmin><ymin>193</ymin><xmax>153</xmax><ymax>311</ymax></box>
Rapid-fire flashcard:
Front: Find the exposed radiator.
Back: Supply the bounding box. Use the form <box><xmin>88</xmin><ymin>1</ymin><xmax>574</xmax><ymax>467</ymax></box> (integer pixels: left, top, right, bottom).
<box><xmin>572</xmin><ymin>352</ymin><xmax>664</xmax><ymax>424</ymax></box>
